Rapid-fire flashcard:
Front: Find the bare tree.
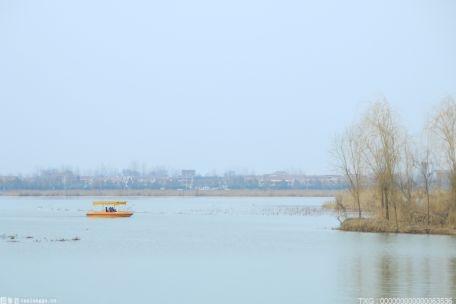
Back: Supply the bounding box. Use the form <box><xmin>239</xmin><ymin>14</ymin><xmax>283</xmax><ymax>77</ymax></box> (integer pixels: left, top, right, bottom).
<box><xmin>398</xmin><ymin>139</ymin><xmax>415</xmax><ymax>209</ymax></box>
<box><xmin>331</xmin><ymin>124</ymin><xmax>365</xmax><ymax>218</ymax></box>
<box><xmin>331</xmin><ymin>125</ymin><xmax>364</xmax><ymax>218</ymax></box>
<box><xmin>429</xmin><ymin>96</ymin><xmax>456</xmax><ymax>210</ymax></box>
<box><xmin>428</xmin><ymin>96</ymin><xmax>456</xmax><ymax>225</ymax></box>
<box><xmin>419</xmin><ymin>148</ymin><xmax>433</xmax><ymax>226</ymax></box>
<box><xmin>362</xmin><ymin>100</ymin><xmax>403</xmax><ymax>230</ymax></box>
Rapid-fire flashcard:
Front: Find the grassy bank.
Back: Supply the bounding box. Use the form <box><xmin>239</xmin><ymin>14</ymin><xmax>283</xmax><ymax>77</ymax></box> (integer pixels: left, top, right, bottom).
<box><xmin>340</xmin><ymin>218</ymin><xmax>456</xmax><ymax>235</ymax></box>
<box><xmin>0</xmin><ymin>189</ymin><xmax>341</xmax><ymax>197</ymax></box>
<box><xmin>327</xmin><ymin>190</ymin><xmax>456</xmax><ymax>236</ymax></box>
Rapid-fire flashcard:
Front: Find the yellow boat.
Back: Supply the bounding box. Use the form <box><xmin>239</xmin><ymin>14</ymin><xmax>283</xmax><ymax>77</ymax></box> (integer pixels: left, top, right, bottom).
<box><xmin>86</xmin><ymin>201</ymin><xmax>133</xmax><ymax>217</ymax></box>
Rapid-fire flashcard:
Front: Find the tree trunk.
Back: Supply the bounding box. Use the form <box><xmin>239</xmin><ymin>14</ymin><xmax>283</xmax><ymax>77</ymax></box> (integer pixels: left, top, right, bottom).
<box><xmin>425</xmin><ymin>183</ymin><xmax>430</xmax><ymax>227</ymax></box>
<box><xmin>393</xmin><ymin>197</ymin><xmax>398</xmax><ymax>232</ymax></box>
<box><xmin>384</xmin><ymin>187</ymin><xmax>390</xmax><ymax>221</ymax></box>
<box><xmin>357</xmin><ymin>194</ymin><xmax>361</xmax><ymax>218</ymax></box>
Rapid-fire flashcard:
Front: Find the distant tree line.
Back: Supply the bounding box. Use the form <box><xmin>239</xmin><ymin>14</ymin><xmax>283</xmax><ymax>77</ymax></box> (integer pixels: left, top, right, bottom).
<box><xmin>0</xmin><ymin>169</ymin><xmax>347</xmax><ymax>191</ymax></box>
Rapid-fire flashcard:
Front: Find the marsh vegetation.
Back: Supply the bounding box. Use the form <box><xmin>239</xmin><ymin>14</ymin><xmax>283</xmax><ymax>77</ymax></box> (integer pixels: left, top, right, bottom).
<box><xmin>331</xmin><ymin>97</ymin><xmax>456</xmax><ymax>235</ymax></box>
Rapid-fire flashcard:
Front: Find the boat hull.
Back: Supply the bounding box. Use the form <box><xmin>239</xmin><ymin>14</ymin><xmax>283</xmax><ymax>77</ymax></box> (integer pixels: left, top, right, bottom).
<box><xmin>86</xmin><ymin>211</ymin><xmax>133</xmax><ymax>217</ymax></box>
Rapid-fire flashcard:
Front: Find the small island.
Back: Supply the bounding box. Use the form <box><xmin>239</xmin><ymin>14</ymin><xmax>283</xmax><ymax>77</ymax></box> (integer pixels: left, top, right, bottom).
<box><xmin>330</xmin><ymin>98</ymin><xmax>456</xmax><ymax>236</ymax></box>
<box><xmin>324</xmin><ymin>191</ymin><xmax>456</xmax><ymax>236</ymax></box>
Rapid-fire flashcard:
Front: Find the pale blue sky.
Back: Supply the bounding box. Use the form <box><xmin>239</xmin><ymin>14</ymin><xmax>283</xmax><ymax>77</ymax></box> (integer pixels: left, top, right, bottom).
<box><xmin>0</xmin><ymin>0</ymin><xmax>455</xmax><ymax>175</ymax></box>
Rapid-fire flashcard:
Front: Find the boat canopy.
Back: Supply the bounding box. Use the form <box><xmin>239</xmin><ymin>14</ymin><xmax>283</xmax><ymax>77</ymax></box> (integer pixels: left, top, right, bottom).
<box><xmin>92</xmin><ymin>201</ymin><xmax>127</xmax><ymax>206</ymax></box>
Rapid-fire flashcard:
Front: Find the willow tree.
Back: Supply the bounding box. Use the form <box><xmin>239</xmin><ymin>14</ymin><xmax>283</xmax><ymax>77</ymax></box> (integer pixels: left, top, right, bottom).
<box><xmin>331</xmin><ymin>124</ymin><xmax>365</xmax><ymax>218</ymax></box>
<box><xmin>362</xmin><ymin>100</ymin><xmax>403</xmax><ymax>228</ymax></box>
<box><xmin>429</xmin><ymin>96</ymin><xmax>456</xmax><ymax>212</ymax></box>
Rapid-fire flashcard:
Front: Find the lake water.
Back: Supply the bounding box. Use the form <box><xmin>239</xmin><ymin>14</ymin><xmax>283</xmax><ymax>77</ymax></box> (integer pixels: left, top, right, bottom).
<box><xmin>0</xmin><ymin>196</ymin><xmax>455</xmax><ymax>304</ymax></box>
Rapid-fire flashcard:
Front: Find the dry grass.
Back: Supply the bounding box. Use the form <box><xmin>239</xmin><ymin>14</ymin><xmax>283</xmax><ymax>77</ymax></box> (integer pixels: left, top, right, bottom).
<box><xmin>334</xmin><ymin>188</ymin><xmax>456</xmax><ymax>235</ymax></box>
<box><xmin>340</xmin><ymin>218</ymin><xmax>393</xmax><ymax>233</ymax></box>
<box><xmin>340</xmin><ymin>218</ymin><xmax>456</xmax><ymax>235</ymax></box>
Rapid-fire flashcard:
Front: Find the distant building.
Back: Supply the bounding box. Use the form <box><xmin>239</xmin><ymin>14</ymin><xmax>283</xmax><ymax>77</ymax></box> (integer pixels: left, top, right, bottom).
<box><xmin>180</xmin><ymin>170</ymin><xmax>196</xmax><ymax>189</ymax></box>
<box><xmin>181</xmin><ymin>170</ymin><xmax>196</xmax><ymax>178</ymax></box>
<box><xmin>432</xmin><ymin>170</ymin><xmax>450</xmax><ymax>189</ymax></box>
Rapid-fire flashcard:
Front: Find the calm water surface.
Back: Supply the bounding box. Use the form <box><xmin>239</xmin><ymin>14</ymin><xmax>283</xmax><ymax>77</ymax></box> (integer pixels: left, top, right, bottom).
<box><xmin>0</xmin><ymin>196</ymin><xmax>455</xmax><ymax>304</ymax></box>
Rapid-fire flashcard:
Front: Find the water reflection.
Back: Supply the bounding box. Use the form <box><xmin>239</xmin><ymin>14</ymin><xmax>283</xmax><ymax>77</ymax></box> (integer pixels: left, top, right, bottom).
<box><xmin>378</xmin><ymin>255</ymin><xmax>398</xmax><ymax>298</ymax></box>
<box><xmin>341</xmin><ymin>233</ymin><xmax>456</xmax><ymax>301</ymax></box>
<box><xmin>422</xmin><ymin>257</ymin><xmax>432</xmax><ymax>298</ymax></box>
<box><xmin>451</xmin><ymin>258</ymin><xmax>456</xmax><ymax>294</ymax></box>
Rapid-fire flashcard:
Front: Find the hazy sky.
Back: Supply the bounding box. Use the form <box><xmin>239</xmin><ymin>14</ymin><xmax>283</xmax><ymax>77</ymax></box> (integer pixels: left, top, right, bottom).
<box><xmin>1</xmin><ymin>0</ymin><xmax>455</xmax><ymax>175</ymax></box>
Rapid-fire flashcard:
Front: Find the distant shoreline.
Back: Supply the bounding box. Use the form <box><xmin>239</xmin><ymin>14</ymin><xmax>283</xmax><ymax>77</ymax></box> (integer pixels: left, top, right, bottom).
<box><xmin>0</xmin><ymin>189</ymin><xmax>341</xmax><ymax>197</ymax></box>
